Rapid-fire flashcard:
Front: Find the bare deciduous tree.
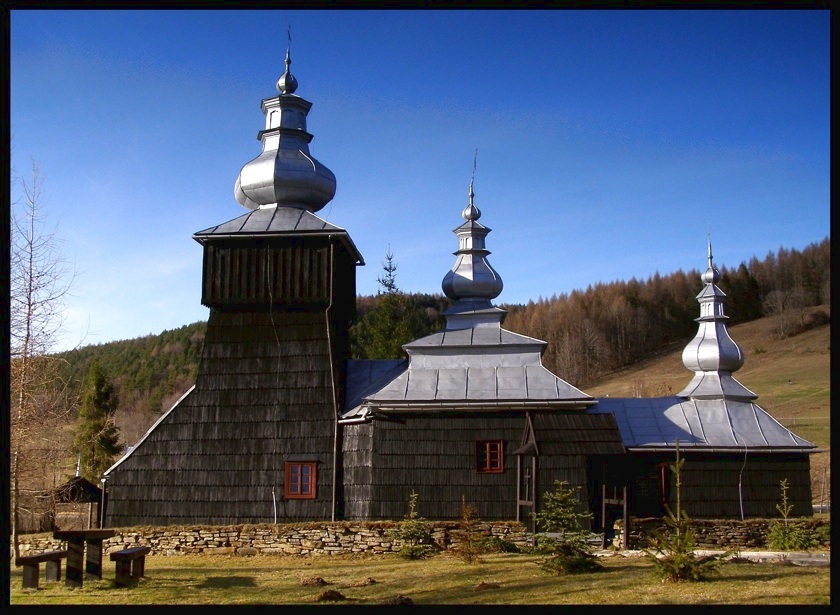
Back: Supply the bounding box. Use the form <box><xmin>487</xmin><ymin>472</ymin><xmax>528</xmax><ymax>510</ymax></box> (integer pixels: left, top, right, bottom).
<box><xmin>10</xmin><ymin>159</ymin><xmax>77</xmax><ymax>558</ymax></box>
<box><xmin>763</xmin><ymin>288</ymin><xmax>808</xmax><ymax>339</ymax></box>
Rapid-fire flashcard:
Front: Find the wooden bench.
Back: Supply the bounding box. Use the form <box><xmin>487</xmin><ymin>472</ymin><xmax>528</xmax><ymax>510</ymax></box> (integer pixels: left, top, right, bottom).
<box><xmin>110</xmin><ymin>546</ymin><xmax>151</xmax><ymax>587</ymax></box>
<box><xmin>15</xmin><ymin>550</ymin><xmax>68</xmax><ymax>589</ymax></box>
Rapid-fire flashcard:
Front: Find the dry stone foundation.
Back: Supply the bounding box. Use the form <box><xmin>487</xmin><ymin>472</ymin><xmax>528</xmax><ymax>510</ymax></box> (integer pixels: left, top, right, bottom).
<box><xmin>13</xmin><ymin>518</ymin><xmax>829</xmax><ymax>558</ymax></box>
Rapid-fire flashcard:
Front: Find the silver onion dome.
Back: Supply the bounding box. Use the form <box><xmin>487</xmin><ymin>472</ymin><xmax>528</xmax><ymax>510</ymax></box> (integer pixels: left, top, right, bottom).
<box><xmin>276</xmin><ymin>47</ymin><xmax>298</xmax><ymax>95</ymax></box>
<box><xmin>234</xmin><ymin>42</ymin><xmax>336</xmax><ymax>212</ymax></box>
<box><xmin>441</xmin><ymin>176</ymin><xmax>504</xmax><ymax>302</ymax></box>
<box><xmin>677</xmin><ymin>239</ymin><xmax>757</xmax><ymax>401</ymax></box>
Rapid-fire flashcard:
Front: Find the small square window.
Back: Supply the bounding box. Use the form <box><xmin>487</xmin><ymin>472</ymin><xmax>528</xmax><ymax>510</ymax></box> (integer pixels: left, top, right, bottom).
<box><xmin>476</xmin><ymin>440</ymin><xmax>504</xmax><ymax>473</ymax></box>
<box><xmin>285</xmin><ymin>461</ymin><xmax>317</xmax><ymax>499</ymax></box>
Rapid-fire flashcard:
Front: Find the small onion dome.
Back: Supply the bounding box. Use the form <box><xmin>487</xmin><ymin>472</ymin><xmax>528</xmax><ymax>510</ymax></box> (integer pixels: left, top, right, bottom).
<box><xmin>441</xmin><ymin>177</ymin><xmax>503</xmax><ymax>301</ymax></box>
<box><xmin>701</xmin><ymin>245</ymin><xmax>720</xmax><ymax>284</ymax></box>
<box><xmin>462</xmin><ymin>177</ymin><xmax>481</xmax><ymax>221</ymax></box>
<box><xmin>276</xmin><ymin>47</ymin><xmax>298</xmax><ymax>95</ymax></box>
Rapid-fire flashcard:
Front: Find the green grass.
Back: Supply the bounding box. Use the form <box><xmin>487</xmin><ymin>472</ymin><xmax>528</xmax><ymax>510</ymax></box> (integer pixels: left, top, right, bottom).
<box><xmin>9</xmin><ymin>552</ymin><xmax>830</xmax><ymax>605</ymax></box>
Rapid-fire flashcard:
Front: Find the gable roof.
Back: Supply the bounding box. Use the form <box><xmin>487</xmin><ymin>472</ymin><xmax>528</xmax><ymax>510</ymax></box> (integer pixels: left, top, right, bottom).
<box><xmin>52</xmin><ymin>476</ymin><xmax>102</xmax><ymax>503</ymax></box>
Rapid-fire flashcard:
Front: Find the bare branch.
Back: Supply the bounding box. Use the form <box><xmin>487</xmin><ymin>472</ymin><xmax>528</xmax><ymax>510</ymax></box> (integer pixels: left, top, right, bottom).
<box><xmin>9</xmin><ymin>158</ymin><xmax>78</xmax><ymax>558</ymax></box>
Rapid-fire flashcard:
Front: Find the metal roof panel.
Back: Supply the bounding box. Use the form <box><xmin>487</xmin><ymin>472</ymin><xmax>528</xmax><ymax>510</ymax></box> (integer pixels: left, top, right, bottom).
<box><xmin>591</xmin><ymin>396</ymin><xmax>815</xmax><ymax>450</ymax></box>
<box><xmin>465</xmin><ymin>368</ymin><xmax>498</xmax><ymax>399</ymax></box>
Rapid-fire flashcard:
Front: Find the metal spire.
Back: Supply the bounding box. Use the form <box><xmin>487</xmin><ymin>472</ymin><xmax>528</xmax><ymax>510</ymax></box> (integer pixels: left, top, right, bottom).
<box><xmin>706</xmin><ymin>226</ymin><xmax>714</xmax><ymax>269</ymax></box>
<box><xmin>702</xmin><ymin>231</ymin><xmax>720</xmax><ymax>285</ymax></box>
<box><xmin>470</xmin><ymin>148</ymin><xmax>476</xmax><ymax>203</ymax></box>
<box><xmin>441</xmin><ymin>149</ymin><xmax>503</xmax><ymax>324</ymax></box>
<box><xmin>463</xmin><ymin>148</ymin><xmax>480</xmax><ymax>221</ymax></box>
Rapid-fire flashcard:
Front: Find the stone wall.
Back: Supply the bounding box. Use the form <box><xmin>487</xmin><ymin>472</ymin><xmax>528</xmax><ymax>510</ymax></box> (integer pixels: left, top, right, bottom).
<box><xmin>12</xmin><ymin>517</ymin><xmax>830</xmax><ymax>558</ymax></box>
<box><xmin>616</xmin><ymin>517</ymin><xmax>831</xmax><ymax>550</ymax></box>
<box><xmin>13</xmin><ymin>521</ymin><xmax>530</xmax><ymax>558</ymax></box>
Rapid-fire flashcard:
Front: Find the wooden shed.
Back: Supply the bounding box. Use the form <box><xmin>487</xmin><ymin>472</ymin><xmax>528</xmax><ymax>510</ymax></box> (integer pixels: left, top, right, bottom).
<box><xmin>51</xmin><ymin>476</ymin><xmax>103</xmax><ymax>530</ymax></box>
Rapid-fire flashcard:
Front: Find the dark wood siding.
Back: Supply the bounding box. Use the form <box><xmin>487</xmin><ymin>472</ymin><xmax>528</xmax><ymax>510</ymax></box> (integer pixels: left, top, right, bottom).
<box><xmin>601</xmin><ymin>452</ymin><xmax>814</xmax><ymax>520</ymax></box>
<box><xmin>201</xmin><ymin>238</ymin><xmax>357</xmax><ymax>316</ymax></box>
<box><xmin>346</xmin><ymin>414</ymin><xmax>523</xmax><ymax>521</ymax></box>
<box><xmin>679</xmin><ymin>453</ymin><xmax>813</xmax><ymax>518</ymax></box>
<box><xmin>104</xmin><ymin>309</ymin><xmax>343</xmax><ymax>526</ymax></box>
<box><xmin>530</xmin><ymin>413</ymin><xmax>627</xmax><ymax>531</ymax></box>
<box><xmin>341</xmin><ymin>422</ymin><xmax>374</xmax><ymax>520</ymax></box>
<box><xmin>342</xmin><ymin>411</ymin><xmax>625</xmax><ymax>522</ymax></box>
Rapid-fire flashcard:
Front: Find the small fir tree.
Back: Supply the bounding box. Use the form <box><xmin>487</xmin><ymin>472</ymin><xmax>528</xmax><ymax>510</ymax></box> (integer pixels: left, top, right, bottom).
<box><xmin>351</xmin><ymin>249</ymin><xmax>425</xmax><ymax>360</ymax></box>
<box><xmin>389</xmin><ymin>490</ymin><xmax>437</xmax><ymax>559</ymax></box>
<box><xmin>451</xmin><ymin>496</ymin><xmax>484</xmax><ymax>564</ymax></box>
<box><xmin>765</xmin><ymin>478</ymin><xmax>818</xmax><ymax>551</ymax></box>
<box><xmin>73</xmin><ymin>361</ymin><xmax>123</xmax><ymax>482</ymax></box>
<box><xmin>643</xmin><ymin>440</ymin><xmax>729</xmax><ymax>582</ymax></box>
<box><xmin>531</xmin><ymin>480</ymin><xmax>602</xmax><ymax>574</ymax></box>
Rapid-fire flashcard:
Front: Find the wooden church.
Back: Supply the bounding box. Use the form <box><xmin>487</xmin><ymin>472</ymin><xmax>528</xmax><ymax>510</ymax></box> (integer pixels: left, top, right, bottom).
<box><xmin>101</xmin><ymin>49</ymin><xmax>816</xmax><ymax>530</ymax></box>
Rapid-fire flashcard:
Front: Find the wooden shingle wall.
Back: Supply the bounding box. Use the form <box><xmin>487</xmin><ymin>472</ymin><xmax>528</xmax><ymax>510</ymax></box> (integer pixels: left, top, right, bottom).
<box><xmin>531</xmin><ymin>413</ymin><xmax>627</xmax><ymax>531</ymax></box>
<box><xmin>342</xmin><ymin>422</ymin><xmax>374</xmax><ymax>520</ymax></box>
<box><xmin>679</xmin><ymin>453</ymin><xmax>813</xmax><ymax>518</ymax></box>
<box><xmin>610</xmin><ymin>452</ymin><xmax>814</xmax><ymax>519</ymax></box>
<box><xmin>104</xmin><ymin>309</ymin><xmax>342</xmax><ymax>526</ymax></box>
<box><xmin>347</xmin><ymin>414</ymin><xmax>524</xmax><ymax>521</ymax></box>
<box><xmin>342</xmin><ymin>411</ymin><xmax>624</xmax><ymax>522</ymax></box>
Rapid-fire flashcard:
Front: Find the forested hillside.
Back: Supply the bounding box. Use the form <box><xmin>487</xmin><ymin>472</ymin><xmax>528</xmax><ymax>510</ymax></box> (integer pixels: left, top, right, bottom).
<box><xmin>54</xmin><ymin>237</ymin><xmax>830</xmax><ymax>450</ymax></box>
<box><xmin>502</xmin><ymin>237</ymin><xmax>830</xmax><ymax>385</ymax></box>
<box><xmin>55</xmin><ymin>323</ymin><xmax>206</xmax><ymax>446</ymax></box>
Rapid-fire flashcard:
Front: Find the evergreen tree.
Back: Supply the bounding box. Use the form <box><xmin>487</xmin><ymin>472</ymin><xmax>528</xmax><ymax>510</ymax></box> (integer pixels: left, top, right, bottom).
<box><xmin>351</xmin><ymin>250</ymin><xmax>425</xmax><ymax>360</ymax></box>
<box><xmin>377</xmin><ymin>249</ymin><xmax>399</xmax><ymax>294</ymax></box>
<box><xmin>643</xmin><ymin>440</ymin><xmax>730</xmax><ymax>582</ymax></box>
<box><xmin>531</xmin><ymin>480</ymin><xmax>602</xmax><ymax>574</ymax></box>
<box><xmin>388</xmin><ymin>490</ymin><xmax>437</xmax><ymax>559</ymax></box>
<box><xmin>73</xmin><ymin>361</ymin><xmax>123</xmax><ymax>481</ymax></box>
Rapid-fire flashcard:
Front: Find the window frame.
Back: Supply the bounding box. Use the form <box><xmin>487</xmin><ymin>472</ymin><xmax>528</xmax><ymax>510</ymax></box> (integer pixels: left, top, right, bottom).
<box><xmin>284</xmin><ymin>461</ymin><xmax>317</xmax><ymax>499</ymax></box>
<box><xmin>476</xmin><ymin>440</ymin><xmax>505</xmax><ymax>474</ymax></box>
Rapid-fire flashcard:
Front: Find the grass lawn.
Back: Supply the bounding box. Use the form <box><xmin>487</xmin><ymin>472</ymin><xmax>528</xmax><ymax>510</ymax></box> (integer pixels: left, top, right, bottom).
<box><xmin>9</xmin><ymin>551</ymin><xmax>830</xmax><ymax>605</ymax></box>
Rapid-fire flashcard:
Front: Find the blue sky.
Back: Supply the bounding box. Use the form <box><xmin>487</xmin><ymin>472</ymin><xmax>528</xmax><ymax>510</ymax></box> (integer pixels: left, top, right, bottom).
<box><xmin>10</xmin><ymin>9</ymin><xmax>830</xmax><ymax>353</ymax></box>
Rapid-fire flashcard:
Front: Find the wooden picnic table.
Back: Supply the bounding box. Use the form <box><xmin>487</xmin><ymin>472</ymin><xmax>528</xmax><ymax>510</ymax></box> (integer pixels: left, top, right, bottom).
<box><xmin>53</xmin><ymin>528</ymin><xmax>116</xmax><ymax>587</ymax></box>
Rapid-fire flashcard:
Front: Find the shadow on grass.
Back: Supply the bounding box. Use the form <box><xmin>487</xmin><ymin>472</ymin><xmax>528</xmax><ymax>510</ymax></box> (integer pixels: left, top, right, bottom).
<box><xmin>197</xmin><ymin>576</ymin><xmax>258</xmax><ymax>589</ymax></box>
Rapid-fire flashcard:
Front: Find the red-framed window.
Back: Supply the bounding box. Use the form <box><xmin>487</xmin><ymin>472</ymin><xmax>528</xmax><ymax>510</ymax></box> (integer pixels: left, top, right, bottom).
<box><xmin>476</xmin><ymin>440</ymin><xmax>504</xmax><ymax>473</ymax></box>
<box><xmin>285</xmin><ymin>461</ymin><xmax>317</xmax><ymax>499</ymax></box>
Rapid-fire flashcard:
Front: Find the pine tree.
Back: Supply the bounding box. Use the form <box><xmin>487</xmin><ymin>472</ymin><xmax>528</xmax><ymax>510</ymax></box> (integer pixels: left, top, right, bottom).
<box><xmin>531</xmin><ymin>480</ymin><xmax>602</xmax><ymax>574</ymax></box>
<box><xmin>377</xmin><ymin>249</ymin><xmax>399</xmax><ymax>294</ymax></box>
<box><xmin>73</xmin><ymin>361</ymin><xmax>124</xmax><ymax>481</ymax></box>
<box><xmin>643</xmin><ymin>440</ymin><xmax>730</xmax><ymax>582</ymax></box>
<box><xmin>388</xmin><ymin>490</ymin><xmax>437</xmax><ymax>559</ymax></box>
<box><xmin>451</xmin><ymin>495</ymin><xmax>483</xmax><ymax>564</ymax></box>
<box><xmin>351</xmin><ymin>249</ymin><xmax>425</xmax><ymax>360</ymax></box>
